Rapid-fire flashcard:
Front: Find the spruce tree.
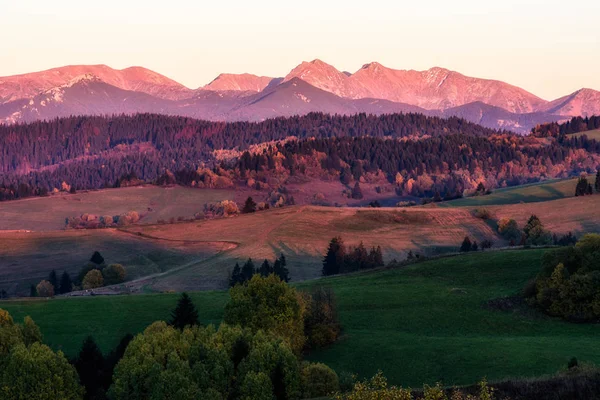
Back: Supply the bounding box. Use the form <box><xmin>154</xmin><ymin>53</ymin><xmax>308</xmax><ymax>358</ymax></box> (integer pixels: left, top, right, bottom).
<box><xmin>374</xmin><ymin>246</ymin><xmax>384</xmax><ymax>267</ymax></box>
<box><xmin>48</xmin><ymin>270</ymin><xmax>58</xmax><ymax>292</ymax></box>
<box><xmin>274</xmin><ymin>254</ymin><xmax>290</xmax><ymax>282</ymax></box>
<box><xmin>575</xmin><ymin>177</ymin><xmax>590</xmax><ymax>196</ymax></box>
<box><xmin>322</xmin><ymin>237</ymin><xmax>345</xmax><ymax>276</ymax></box>
<box><xmin>90</xmin><ymin>251</ymin><xmax>105</xmax><ymax>265</ymax></box>
<box><xmin>259</xmin><ymin>259</ymin><xmax>273</xmax><ymax>277</ymax></box>
<box><xmin>29</xmin><ymin>284</ymin><xmax>37</xmax><ymax>297</ymax></box>
<box><xmin>242</xmin><ymin>197</ymin><xmax>257</xmax><ymax>213</ymax></box>
<box><xmin>230</xmin><ymin>263</ymin><xmax>242</xmax><ymax>287</ymax></box>
<box><xmin>59</xmin><ymin>271</ymin><xmax>72</xmax><ymax>294</ymax></box>
<box><xmin>596</xmin><ymin>170</ymin><xmax>600</xmax><ymax>193</ymax></box>
<box><xmin>74</xmin><ymin>336</ymin><xmax>106</xmax><ymax>399</ymax></box>
<box><xmin>241</xmin><ymin>259</ymin><xmax>256</xmax><ymax>283</ymax></box>
<box><xmin>460</xmin><ymin>236</ymin><xmax>472</xmax><ymax>252</ymax></box>
<box><xmin>169</xmin><ymin>293</ymin><xmax>200</xmax><ymax>330</ymax></box>
<box><xmin>351</xmin><ymin>182</ymin><xmax>363</xmax><ymax>199</ymax></box>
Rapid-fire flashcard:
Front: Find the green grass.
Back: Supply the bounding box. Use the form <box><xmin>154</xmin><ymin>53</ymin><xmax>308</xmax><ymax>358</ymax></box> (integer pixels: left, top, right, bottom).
<box><xmin>572</xmin><ymin>129</ymin><xmax>600</xmax><ymax>141</ymax></box>
<box><xmin>3</xmin><ymin>249</ymin><xmax>600</xmax><ymax>388</ymax></box>
<box><xmin>1</xmin><ymin>291</ymin><xmax>228</xmax><ymax>357</ymax></box>
<box><xmin>440</xmin><ymin>178</ymin><xmax>582</xmax><ymax>207</ymax></box>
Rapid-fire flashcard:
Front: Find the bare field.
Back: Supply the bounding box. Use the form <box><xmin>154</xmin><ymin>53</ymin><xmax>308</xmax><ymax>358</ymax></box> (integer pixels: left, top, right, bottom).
<box><xmin>2</xmin><ymin>191</ymin><xmax>600</xmax><ymax>295</ymax></box>
<box><xmin>121</xmin><ymin>205</ymin><xmax>500</xmax><ymax>291</ymax></box>
<box><xmin>0</xmin><ymin>185</ymin><xmax>235</xmax><ymax>231</ymax></box>
<box><xmin>486</xmin><ymin>194</ymin><xmax>600</xmax><ymax>235</ymax></box>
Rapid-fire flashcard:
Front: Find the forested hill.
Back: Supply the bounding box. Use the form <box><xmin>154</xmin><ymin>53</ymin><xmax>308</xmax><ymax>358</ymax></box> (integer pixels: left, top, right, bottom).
<box><xmin>0</xmin><ymin>112</ymin><xmax>503</xmax><ymax>175</ymax></box>
<box><xmin>1</xmin><ymin>112</ymin><xmax>599</xmax><ymax>202</ymax></box>
<box><xmin>532</xmin><ymin>115</ymin><xmax>600</xmax><ymax>137</ymax></box>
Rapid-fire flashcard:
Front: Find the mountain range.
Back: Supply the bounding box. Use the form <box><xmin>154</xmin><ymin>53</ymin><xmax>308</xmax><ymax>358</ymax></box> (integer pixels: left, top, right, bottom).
<box><xmin>1</xmin><ymin>60</ymin><xmax>599</xmax><ymax>133</ymax></box>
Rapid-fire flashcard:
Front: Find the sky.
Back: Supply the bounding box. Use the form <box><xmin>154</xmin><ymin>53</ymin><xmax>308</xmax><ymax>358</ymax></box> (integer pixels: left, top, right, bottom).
<box><xmin>1</xmin><ymin>0</ymin><xmax>599</xmax><ymax>100</ymax></box>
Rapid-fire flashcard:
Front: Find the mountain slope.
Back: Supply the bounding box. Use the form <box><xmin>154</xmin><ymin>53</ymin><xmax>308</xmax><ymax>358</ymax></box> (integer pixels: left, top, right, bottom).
<box><xmin>0</xmin><ymin>65</ymin><xmax>193</xmax><ymax>103</ymax></box>
<box><xmin>0</xmin><ymin>75</ymin><xmax>174</xmax><ymax>124</ymax></box>
<box><xmin>442</xmin><ymin>102</ymin><xmax>566</xmax><ymax>132</ymax></box>
<box><xmin>541</xmin><ymin>88</ymin><xmax>600</xmax><ymax>117</ymax></box>
<box><xmin>228</xmin><ymin>77</ymin><xmax>429</xmax><ymax>121</ymax></box>
<box><xmin>348</xmin><ymin>63</ymin><xmax>547</xmax><ymax>113</ymax></box>
<box><xmin>204</xmin><ymin>73</ymin><xmax>274</xmax><ymax>92</ymax></box>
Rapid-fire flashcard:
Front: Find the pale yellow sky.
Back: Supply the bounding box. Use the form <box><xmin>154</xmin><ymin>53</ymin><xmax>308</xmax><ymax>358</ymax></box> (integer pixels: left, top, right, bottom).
<box><xmin>1</xmin><ymin>0</ymin><xmax>599</xmax><ymax>100</ymax></box>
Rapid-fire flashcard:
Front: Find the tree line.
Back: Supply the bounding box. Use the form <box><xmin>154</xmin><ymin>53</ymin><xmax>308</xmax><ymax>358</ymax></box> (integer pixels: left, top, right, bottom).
<box><xmin>322</xmin><ymin>237</ymin><xmax>384</xmax><ymax>276</ymax></box>
<box><xmin>532</xmin><ymin>115</ymin><xmax>600</xmax><ymax>137</ymax></box>
<box><xmin>2</xmin><ymin>113</ymin><xmax>600</xmax><ymax>202</ymax></box>
<box><xmin>229</xmin><ymin>254</ymin><xmax>290</xmax><ymax>287</ymax></box>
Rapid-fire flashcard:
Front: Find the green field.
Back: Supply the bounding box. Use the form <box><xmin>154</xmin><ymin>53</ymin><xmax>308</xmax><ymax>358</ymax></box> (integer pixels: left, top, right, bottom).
<box><xmin>3</xmin><ymin>248</ymin><xmax>600</xmax><ymax>387</ymax></box>
<box><xmin>440</xmin><ymin>178</ymin><xmax>582</xmax><ymax>207</ymax></box>
<box><xmin>572</xmin><ymin>129</ymin><xmax>600</xmax><ymax>141</ymax></box>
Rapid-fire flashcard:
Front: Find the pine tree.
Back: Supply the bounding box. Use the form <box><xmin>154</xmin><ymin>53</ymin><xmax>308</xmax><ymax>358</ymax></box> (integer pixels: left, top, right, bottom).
<box><xmin>476</xmin><ymin>182</ymin><xmax>486</xmax><ymax>194</ymax></box>
<box><xmin>259</xmin><ymin>259</ymin><xmax>273</xmax><ymax>277</ymax></box>
<box><xmin>90</xmin><ymin>251</ymin><xmax>105</xmax><ymax>265</ymax></box>
<box><xmin>351</xmin><ymin>182</ymin><xmax>363</xmax><ymax>199</ymax></box>
<box><xmin>169</xmin><ymin>293</ymin><xmax>200</xmax><ymax>330</ymax></box>
<box><xmin>472</xmin><ymin>241</ymin><xmax>479</xmax><ymax>251</ymax></box>
<box><xmin>460</xmin><ymin>236</ymin><xmax>472</xmax><ymax>252</ymax></box>
<box><xmin>241</xmin><ymin>258</ymin><xmax>256</xmax><ymax>283</ymax></box>
<box><xmin>575</xmin><ymin>177</ymin><xmax>590</xmax><ymax>196</ymax></box>
<box><xmin>374</xmin><ymin>246</ymin><xmax>384</xmax><ymax>267</ymax></box>
<box><xmin>74</xmin><ymin>336</ymin><xmax>106</xmax><ymax>399</ymax></box>
<box><xmin>322</xmin><ymin>237</ymin><xmax>345</xmax><ymax>276</ymax></box>
<box><xmin>242</xmin><ymin>197</ymin><xmax>257</xmax><ymax>213</ymax></box>
<box><xmin>274</xmin><ymin>254</ymin><xmax>290</xmax><ymax>282</ymax></box>
<box><xmin>59</xmin><ymin>271</ymin><xmax>72</xmax><ymax>294</ymax></box>
<box><xmin>48</xmin><ymin>270</ymin><xmax>58</xmax><ymax>292</ymax></box>
<box><xmin>353</xmin><ymin>242</ymin><xmax>369</xmax><ymax>270</ymax></box>
<box><xmin>29</xmin><ymin>284</ymin><xmax>37</xmax><ymax>297</ymax></box>
<box><xmin>230</xmin><ymin>263</ymin><xmax>242</xmax><ymax>287</ymax></box>
<box><xmin>596</xmin><ymin>170</ymin><xmax>600</xmax><ymax>193</ymax></box>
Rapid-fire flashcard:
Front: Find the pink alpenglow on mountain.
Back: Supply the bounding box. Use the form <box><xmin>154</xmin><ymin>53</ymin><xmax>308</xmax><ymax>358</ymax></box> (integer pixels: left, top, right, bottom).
<box><xmin>204</xmin><ymin>73</ymin><xmax>275</xmax><ymax>92</ymax></box>
<box><xmin>541</xmin><ymin>88</ymin><xmax>600</xmax><ymax>117</ymax></box>
<box><xmin>0</xmin><ymin>65</ymin><xmax>193</xmax><ymax>103</ymax></box>
<box><xmin>0</xmin><ymin>60</ymin><xmax>599</xmax><ymax>133</ymax></box>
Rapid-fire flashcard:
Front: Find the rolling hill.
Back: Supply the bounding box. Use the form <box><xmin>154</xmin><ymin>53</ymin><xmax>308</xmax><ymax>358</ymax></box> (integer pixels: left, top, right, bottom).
<box><xmin>3</xmin><ymin>248</ymin><xmax>600</xmax><ymax>389</ymax></box>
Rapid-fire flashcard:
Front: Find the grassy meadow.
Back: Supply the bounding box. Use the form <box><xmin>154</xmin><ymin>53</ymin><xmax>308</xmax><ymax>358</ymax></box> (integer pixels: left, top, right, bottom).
<box><xmin>0</xmin><ymin>185</ymin><xmax>235</xmax><ymax>231</ymax></box>
<box><xmin>572</xmin><ymin>129</ymin><xmax>600</xmax><ymax>141</ymax></box>
<box><xmin>3</xmin><ymin>248</ymin><xmax>600</xmax><ymax>388</ymax></box>
<box><xmin>120</xmin><ymin>205</ymin><xmax>499</xmax><ymax>291</ymax></box>
<box><xmin>440</xmin><ymin>178</ymin><xmax>583</xmax><ymax>207</ymax></box>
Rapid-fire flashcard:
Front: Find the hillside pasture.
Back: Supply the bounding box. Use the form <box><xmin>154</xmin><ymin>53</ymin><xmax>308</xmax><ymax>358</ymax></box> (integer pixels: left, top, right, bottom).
<box><xmin>0</xmin><ymin>185</ymin><xmax>235</xmax><ymax>231</ymax></box>
<box><xmin>572</xmin><ymin>129</ymin><xmax>600</xmax><ymax>141</ymax></box>
<box><xmin>0</xmin><ymin>229</ymin><xmax>227</xmax><ymax>296</ymax></box>
<box><xmin>441</xmin><ymin>178</ymin><xmax>584</xmax><ymax>207</ymax></box>
<box><xmin>488</xmin><ymin>194</ymin><xmax>600</xmax><ymax>236</ymax></box>
<box><xmin>4</xmin><ymin>249</ymin><xmax>600</xmax><ymax>388</ymax></box>
<box><xmin>121</xmin><ymin>205</ymin><xmax>501</xmax><ymax>292</ymax></box>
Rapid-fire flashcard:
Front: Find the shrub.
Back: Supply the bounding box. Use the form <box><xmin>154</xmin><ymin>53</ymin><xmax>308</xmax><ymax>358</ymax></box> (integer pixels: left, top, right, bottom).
<box><xmin>529</xmin><ymin>234</ymin><xmax>600</xmax><ymax>321</ymax></box>
<box><xmin>301</xmin><ymin>362</ymin><xmax>339</xmax><ymax>398</ymax></box>
<box><xmin>497</xmin><ymin>218</ymin><xmax>521</xmax><ymax>242</ymax></box>
<box><xmin>304</xmin><ymin>286</ymin><xmax>341</xmax><ymax>350</ymax></box>
<box><xmin>473</xmin><ymin>208</ymin><xmax>492</xmax><ymax>220</ymax></box>
<box><xmin>36</xmin><ymin>280</ymin><xmax>55</xmax><ymax>297</ymax></box>
<box><xmin>224</xmin><ymin>275</ymin><xmax>306</xmax><ymax>354</ymax></box>
<box><xmin>83</xmin><ymin>269</ymin><xmax>104</xmax><ymax>290</ymax></box>
<box><xmin>102</xmin><ymin>264</ymin><xmax>126</xmax><ymax>285</ymax></box>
